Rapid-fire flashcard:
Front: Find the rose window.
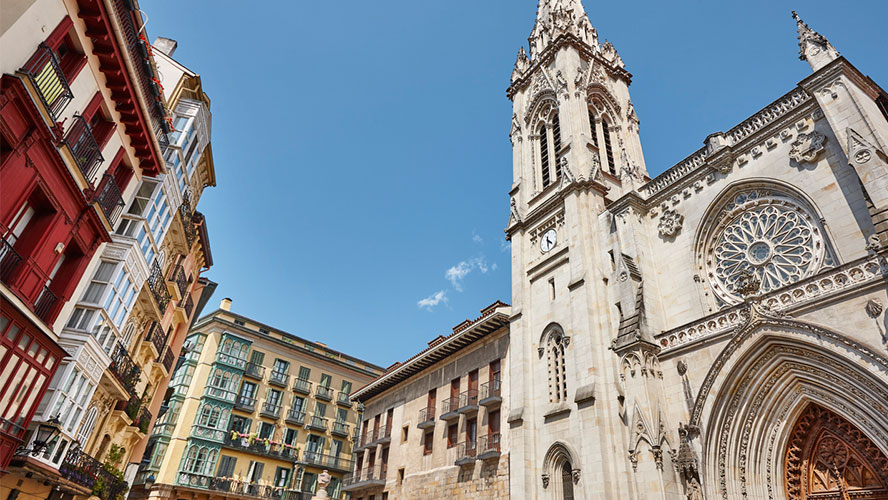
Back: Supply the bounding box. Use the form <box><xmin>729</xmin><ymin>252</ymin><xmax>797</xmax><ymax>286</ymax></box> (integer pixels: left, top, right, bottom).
<box><xmin>705</xmin><ymin>190</ymin><xmax>832</xmax><ymax>305</ymax></box>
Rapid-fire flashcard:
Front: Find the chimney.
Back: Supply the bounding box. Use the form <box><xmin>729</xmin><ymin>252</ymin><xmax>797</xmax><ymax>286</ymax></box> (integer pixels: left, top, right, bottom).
<box><xmin>220</xmin><ymin>298</ymin><xmax>232</xmax><ymax>311</ymax></box>
<box><xmin>153</xmin><ymin>37</ymin><xmax>178</xmax><ymax>57</ymax></box>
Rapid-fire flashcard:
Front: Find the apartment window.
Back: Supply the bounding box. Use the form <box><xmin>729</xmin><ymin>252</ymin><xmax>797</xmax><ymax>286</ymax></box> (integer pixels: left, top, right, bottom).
<box><xmin>490</xmin><ymin>359</ymin><xmax>501</xmax><ymax>382</ymax></box>
<box><xmin>272</xmin><ymin>359</ymin><xmax>290</xmax><ymax>375</ymax></box>
<box><xmin>337</xmin><ymin>408</ymin><xmax>348</xmax><ymax>423</ymax></box>
<box><xmin>292</xmin><ymin>396</ymin><xmax>305</xmax><ymax>413</ymax></box>
<box><xmin>267</xmin><ymin>388</ymin><xmax>282</xmax><ymax>407</ymax></box>
<box><xmin>246</xmin><ymin>461</ymin><xmax>264</xmax><ymax>482</ymax></box>
<box><xmin>447</xmin><ymin>423</ymin><xmax>458</xmax><ymax>448</ymax></box>
<box><xmin>168</xmin><ymin>114</ymin><xmax>190</xmax><ymax>146</ymax></box>
<box><xmin>274</xmin><ymin>467</ymin><xmax>290</xmax><ymax>488</ymax></box>
<box><xmin>330</xmin><ymin>439</ymin><xmax>343</xmax><ymax>458</ymax></box>
<box><xmin>249</xmin><ymin>350</ymin><xmax>264</xmax><ymax>365</ymax></box>
<box><xmin>49</xmin><ymin>365</ymin><xmax>95</xmax><ymax>434</ymax></box>
<box><xmin>0</xmin><ymin>315</ymin><xmax>58</xmax><ymax>439</ymax></box>
<box><xmin>238</xmin><ymin>381</ymin><xmax>256</xmax><ymax>400</ymax></box>
<box><xmin>230</xmin><ymin>416</ymin><xmax>251</xmax><ymax>434</ymax></box>
<box><xmin>104</xmin><ymin>266</ymin><xmax>136</xmax><ymax>328</ymax></box>
<box><xmin>44</xmin><ymin>17</ymin><xmax>87</xmax><ymax>81</ymax></box>
<box><xmin>298</xmin><ymin>366</ymin><xmax>311</xmax><ymax>380</ymax></box>
<box><xmin>183</xmin><ymin>444</ymin><xmax>217</xmax><ymax>475</ymax></box>
<box><xmin>216</xmin><ymin>455</ymin><xmax>237</xmax><ymax>477</ymax></box>
<box><xmin>315</xmin><ymin>402</ymin><xmax>327</xmax><ymax>418</ymax></box>
<box><xmin>340</xmin><ymin>380</ymin><xmax>353</xmax><ymax>396</ymax></box>
<box><xmin>197</xmin><ymin>403</ymin><xmax>229</xmax><ymax>430</ymax></box>
<box><xmin>258</xmin><ymin>422</ymin><xmax>274</xmax><ymax>439</ymax></box>
<box><xmin>81</xmin><ymin>92</ymin><xmax>114</xmax><ymax>147</ymax></box>
<box><xmin>76</xmin><ymin>406</ymin><xmax>98</xmax><ymax>444</ymax></box>
<box><xmin>319</xmin><ymin>373</ymin><xmax>332</xmax><ymax>388</ymax></box>
<box><xmin>423</xmin><ymin>431</ymin><xmax>433</xmax><ymax>455</ymax></box>
<box><xmin>234</xmin><ymin>319</ymin><xmax>245</xmax><ymax>327</ymax></box>
<box><xmin>79</xmin><ymin>261</ymin><xmax>116</xmax><ymax>305</ymax></box>
<box><xmin>284</xmin><ymin>428</ymin><xmax>298</xmax><ymax>445</ymax></box>
<box><xmin>466</xmin><ymin>418</ymin><xmax>477</xmax><ymax>446</ymax></box>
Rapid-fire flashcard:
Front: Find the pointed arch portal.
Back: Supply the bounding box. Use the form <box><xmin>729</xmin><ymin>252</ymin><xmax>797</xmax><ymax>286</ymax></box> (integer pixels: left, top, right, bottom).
<box><xmin>785</xmin><ymin>403</ymin><xmax>888</xmax><ymax>499</ymax></box>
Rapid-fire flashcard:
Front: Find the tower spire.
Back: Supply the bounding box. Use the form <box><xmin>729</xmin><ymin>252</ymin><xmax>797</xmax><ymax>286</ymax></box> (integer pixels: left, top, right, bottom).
<box><xmin>528</xmin><ymin>0</ymin><xmax>598</xmax><ymax>59</ymax></box>
<box><xmin>792</xmin><ymin>11</ymin><xmax>839</xmax><ymax>71</ymax></box>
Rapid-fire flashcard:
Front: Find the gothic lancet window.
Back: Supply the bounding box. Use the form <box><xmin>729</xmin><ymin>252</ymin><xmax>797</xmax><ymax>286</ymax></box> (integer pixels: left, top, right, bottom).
<box><xmin>545</xmin><ymin>328</ymin><xmax>568</xmax><ymax>403</ymax></box>
<box><xmin>536</xmin><ymin>103</ymin><xmax>562</xmax><ymax>188</ymax></box>
<box><xmin>602</xmin><ymin>120</ymin><xmax>615</xmax><ymax>174</ymax></box>
<box><xmin>539</xmin><ymin>122</ymin><xmax>551</xmax><ymax>187</ymax></box>
<box><xmin>587</xmin><ymin>109</ymin><xmax>598</xmax><ymax>148</ymax></box>
<box><xmin>561</xmin><ymin>462</ymin><xmax>575</xmax><ymax>500</ymax></box>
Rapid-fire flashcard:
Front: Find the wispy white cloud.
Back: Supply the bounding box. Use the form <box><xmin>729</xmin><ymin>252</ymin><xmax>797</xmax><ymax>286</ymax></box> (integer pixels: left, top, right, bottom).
<box><xmin>472</xmin><ymin>232</ymin><xmax>484</xmax><ymax>245</ymax></box>
<box><xmin>445</xmin><ymin>256</ymin><xmax>491</xmax><ymax>292</ymax></box>
<box><xmin>417</xmin><ymin>290</ymin><xmax>448</xmax><ymax>311</ymax></box>
<box><xmin>500</xmin><ymin>240</ymin><xmax>511</xmax><ymax>253</ymax></box>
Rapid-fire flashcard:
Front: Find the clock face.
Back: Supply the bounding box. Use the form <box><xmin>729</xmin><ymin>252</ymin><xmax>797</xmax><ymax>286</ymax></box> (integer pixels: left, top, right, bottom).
<box><xmin>540</xmin><ymin>229</ymin><xmax>557</xmax><ymax>253</ymax></box>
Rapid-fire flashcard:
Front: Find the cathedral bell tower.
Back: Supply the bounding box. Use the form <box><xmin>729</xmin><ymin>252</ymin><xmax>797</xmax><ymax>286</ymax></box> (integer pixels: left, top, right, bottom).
<box><xmin>505</xmin><ymin>1</ymin><xmax>659</xmax><ymax>499</ymax></box>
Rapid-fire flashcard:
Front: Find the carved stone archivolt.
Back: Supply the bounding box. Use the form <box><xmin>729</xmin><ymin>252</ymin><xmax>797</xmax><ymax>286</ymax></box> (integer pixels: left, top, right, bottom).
<box><xmin>690</xmin><ymin>315</ymin><xmax>888</xmax><ymax>500</ymax></box>
<box><xmin>785</xmin><ymin>403</ymin><xmax>888</xmax><ymax>499</ymax></box>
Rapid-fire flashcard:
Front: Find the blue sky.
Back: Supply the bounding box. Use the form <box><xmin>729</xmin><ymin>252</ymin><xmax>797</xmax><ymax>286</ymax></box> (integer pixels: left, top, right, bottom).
<box><xmin>143</xmin><ymin>0</ymin><xmax>888</xmax><ymax>367</ymax></box>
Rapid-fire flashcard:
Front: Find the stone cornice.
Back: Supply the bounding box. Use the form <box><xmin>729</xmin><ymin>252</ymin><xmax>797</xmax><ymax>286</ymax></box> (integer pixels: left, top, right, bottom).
<box><xmin>507</xmin><ymin>34</ymin><xmax>632</xmax><ymax>100</ymax></box>
<box><xmin>507</xmin><ymin>178</ymin><xmax>608</xmax><ymax>237</ymax></box>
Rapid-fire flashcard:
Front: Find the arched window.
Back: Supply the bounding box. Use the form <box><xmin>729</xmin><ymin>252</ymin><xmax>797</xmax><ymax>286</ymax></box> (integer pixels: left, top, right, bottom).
<box><xmin>561</xmin><ymin>462</ymin><xmax>575</xmax><ymax>500</ymax></box>
<box><xmin>602</xmin><ymin>120</ymin><xmax>615</xmax><ymax>174</ymax></box>
<box><xmin>77</xmin><ymin>406</ymin><xmax>98</xmax><ymax>445</ymax></box>
<box><xmin>539</xmin><ymin>122</ymin><xmax>551</xmax><ymax>186</ymax></box>
<box><xmin>221</xmin><ymin>339</ymin><xmax>232</xmax><ymax>354</ymax></box>
<box><xmin>587</xmin><ymin>109</ymin><xmax>598</xmax><ymax>148</ymax></box>
<box><xmin>552</xmin><ymin>113</ymin><xmax>562</xmax><ymax>179</ymax></box>
<box><xmin>211</xmin><ymin>369</ymin><xmax>223</xmax><ymax>387</ymax></box>
<box><xmin>543</xmin><ymin>326</ymin><xmax>568</xmax><ymax>403</ymax></box>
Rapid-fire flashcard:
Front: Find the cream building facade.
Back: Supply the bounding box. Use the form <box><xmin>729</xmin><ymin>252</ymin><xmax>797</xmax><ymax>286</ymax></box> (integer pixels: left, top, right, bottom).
<box><xmin>132</xmin><ymin>299</ymin><xmax>384</xmax><ymax>500</ymax></box>
<box><xmin>347</xmin><ymin>302</ymin><xmax>510</xmax><ymax>500</ymax></box>
<box><xmin>505</xmin><ymin>1</ymin><xmax>888</xmax><ymax>500</ymax></box>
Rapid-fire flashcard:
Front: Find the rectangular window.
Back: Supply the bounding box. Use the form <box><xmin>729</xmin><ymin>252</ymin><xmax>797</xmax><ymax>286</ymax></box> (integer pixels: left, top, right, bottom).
<box><xmin>319</xmin><ymin>373</ymin><xmax>332</xmax><ymax>388</ymax></box>
<box><xmin>284</xmin><ymin>428</ymin><xmax>298</xmax><ymax>445</ymax></box>
<box><xmin>267</xmin><ymin>388</ymin><xmax>282</xmax><ymax>406</ymax></box>
<box><xmin>447</xmin><ymin>423</ymin><xmax>458</xmax><ymax>448</ymax></box>
<box><xmin>490</xmin><ymin>359</ymin><xmax>501</xmax><ymax>382</ymax></box>
<box><xmin>450</xmin><ymin>378</ymin><xmax>460</xmax><ymax>399</ymax></box>
<box><xmin>274</xmin><ymin>467</ymin><xmax>290</xmax><ymax>488</ymax></box>
<box><xmin>315</xmin><ymin>402</ymin><xmax>327</xmax><ymax>418</ymax></box>
<box><xmin>466</xmin><ymin>418</ymin><xmax>477</xmax><ymax>445</ymax></box>
<box><xmin>247</xmin><ymin>461</ymin><xmax>264</xmax><ymax>482</ymax></box>
<box><xmin>249</xmin><ymin>350</ymin><xmax>264</xmax><ymax>365</ymax></box>
<box><xmin>230</xmin><ymin>416</ymin><xmax>251</xmax><ymax>433</ymax></box>
<box><xmin>272</xmin><ymin>358</ymin><xmax>289</xmax><ymax>374</ymax></box>
<box><xmin>80</xmin><ymin>261</ymin><xmax>116</xmax><ymax>305</ymax></box>
<box><xmin>340</xmin><ymin>380</ymin><xmax>352</xmax><ymax>395</ymax></box>
<box><xmin>336</xmin><ymin>408</ymin><xmax>348</xmax><ymax>423</ymax></box>
<box><xmin>49</xmin><ymin>365</ymin><xmax>96</xmax><ymax>434</ymax></box>
<box><xmin>292</xmin><ymin>396</ymin><xmax>305</xmax><ymax>412</ymax></box>
<box><xmin>104</xmin><ymin>266</ymin><xmax>136</xmax><ymax>327</ymax></box>
<box><xmin>298</xmin><ymin>366</ymin><xmax>311</xmax><ymax>380</ymax></box>
<box><xmin>217</xmin><ymin>455</ymin><xmax>237</xmax><ymax>477</ymax></box>
<box><xmin>423</xmin><ymin>431</ymin><xmax>433</xmax><ymax>455</ymax></box>
<box><xmin>489</xmin><ymin>409</ymin><xmax>500</xmax><ymax>437</ymax></box>
<box><xmin>240</xmin><ymin>381</ymin><xmax>256</xmax><ymax>399</ymax></box>
<box><xmin>258</xmin><ymin>422</ymin><xmax>274</xmax><ymax>439</ymax></box>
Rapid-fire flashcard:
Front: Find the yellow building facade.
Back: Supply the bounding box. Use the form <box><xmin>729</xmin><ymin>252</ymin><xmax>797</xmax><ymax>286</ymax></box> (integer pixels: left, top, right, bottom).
<box><xmin>132</xmin><ymin>299</ymin><xmax>384</xmax><ymax>500</ymax></box>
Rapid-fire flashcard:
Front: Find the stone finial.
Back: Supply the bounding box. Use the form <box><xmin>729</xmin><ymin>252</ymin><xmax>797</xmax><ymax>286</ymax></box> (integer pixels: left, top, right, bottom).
<box><xmin>792</xmin><ymin>11</ymin><xmax>839</xmax><ymax>71</ymax></box>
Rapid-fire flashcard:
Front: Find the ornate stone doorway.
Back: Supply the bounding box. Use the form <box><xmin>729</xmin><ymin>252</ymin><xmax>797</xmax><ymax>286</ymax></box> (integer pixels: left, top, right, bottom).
<box><xmin>785</xmin><ymin>403</ymin><xmax>888</xmax><ymax>499</ymax></box>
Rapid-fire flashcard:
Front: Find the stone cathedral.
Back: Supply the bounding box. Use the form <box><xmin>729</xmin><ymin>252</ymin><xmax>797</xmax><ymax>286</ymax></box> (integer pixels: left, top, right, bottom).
<box><xmin>504</xmin><ymin>1</ymin><xmax>888</xmax><ymax>499</ymax></box>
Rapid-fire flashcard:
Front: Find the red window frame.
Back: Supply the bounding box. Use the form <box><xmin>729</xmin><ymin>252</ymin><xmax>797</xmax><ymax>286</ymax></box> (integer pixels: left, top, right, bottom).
<box><xmin>82</xmin><ymin>93</ymin><xmax>115</xmax><ymax>148</ymax></box>
<box><xmin>0</xmin><ymin>306</ymin><xmax>63</xmax><ymax>439</ymax></box>
<box><xmin>447</xmin><ymin>423</ymin><xmax>458</xmax><ymax>449</ymax></box>
<box><xmin>44</xmin><ymin>16</ymin><xmax>87</xmax><ymax>83</ymax></box>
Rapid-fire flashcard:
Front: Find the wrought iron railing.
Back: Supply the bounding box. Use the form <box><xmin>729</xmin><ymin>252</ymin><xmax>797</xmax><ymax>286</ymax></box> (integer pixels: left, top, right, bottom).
<box><xmin>480</xmin><ymin>380</ymin><xmax>502</xmax><ymax>401</ymax></box>
<box><xmin>222</xmin><ymin>434</ymin><xmax>299</xmax><ymax>462</ymax></box>
<box><xmin>143</xmin><ymin>321</ymin><xmax>166</xmax><ymax>355</ymax></box>
<box><xmin>59</xmin><ymin>446</ymin><xmax>102</xmax><ymax>490</ymax></box>
<box><xmin>456</xmin><ymin>439</ymin><xmax>477</xmax><ymax>462</ymax></box>
<box><xmin>179</xmin><ymin>204</ymin><xmax>197</xmax><ymax>249</ymax></box>
<box><xmin>316</xmin><ymin>385</ymin><xmax>333</xmax><ymax>401</ymax></box>
<box><xmin>478</xmin><ymin>433</ymin><xmax>501</xmax><ymax>455</ymax></box>
<box><xmin>20</xmin><ymin>43</ymin><xmax>73</xmax><ymax>120</ymax></box>
<box><xmin>305</xmin><ymin>415</ymin><xmax>328</xmax><ymax>431</ymax></box>
<box><xmin>109</xmin><ymin>0</ymin><xmax>169</xmax><ymax>149</ymax></box>
<box><xmin>160</xmin><ymin>346</ymin><xmax>175</xmax><ymax>373</ymax></box>
<box><xmin>336</xmin><ymin>391</ymin><xmax>351</xmax><ymax>406</ymax></box>
<box><xmin>177</xmin><ymin>472</ymin><xmax>309</xmax><ymax>499</ymax></box>
<box><xmin>183</xmin><ymin>294</ymin><xmax>195</xmax><ymax>318</ymax></box>
<box><xmin>418</xmin><ymin>406</ymin><xmax>435</xmax><ymax>424</ymax></box>
<box><xmin>244</xmin><ymin>362</ymin><xmax>265</xmax><ymax>379</ymax></box>
<box><xmin>285</xmin><ymin>409</ymin><xmax>305</xmax><ymax>426</ymax></box>
<box><xmin>94</xmin><ymin>174</ymin><xmax>125</xmax><ymax>226</ymax></box>
<box><xmin>343</xmin><ymin>464</ymin><xmax>386</xmax><ymax>488</ymax></box>
<box><xmin>292</xmin><ymin>378</ymin><xmax>312</xmax><ymax>394</ymax></box>
<box><xmin>147</xmin><ymin>259</ymin><xmax>170</xmax><ymax>313</ymax></box>
<box><xmin>33</xmin><ymin>284</ymin><xmax>58</xmax><ymax>322</ymax></box>
<box><xmin>0</xmin><ymin>238</ymin><xmax>23</xmax><ymax>284</ymax></box>
<box><xmin>135</xmin><ymin>407</ymin><xmax>152</xmax><ymax>434</ymax></box>
<box><xmin>64</xmin><ymin>115</ymin><xmax>104</xmax><ymax>183</ymax></box>
<box><xmin>260</xmin><ymin>402</ymin><xmax>281</xmax><ymax>419</ymax></box>
<box><xmin>441</xmin><ymin>397</ymin><xmax>460</xmax><ymax>415</ymax></box>
<box><xmin>458</xmin><ymin>389</ymin><xmax>479</xmax><ymax>410</ymax></box>
<box><xmin>268</xmin><ymin>370</ymin><xmax>289</xmax><ymax>387</ymax></box>
<box><xmin>171</xmin><ymin>264</ymin><xmax>188</xmax><ymax>297</ymax></box>
<box><xmin>302</xmin><ymin>452</ymin><xmax>353</xmax><ymax>472</ymax></box>
<box><xmin>235</xmin><ymin>395</ymin><xmax>256</xmax><ymax>412</ymax></box>
<box><xmin>109</xmin><ymin>343</ymin><xmax>140</xmax><ymax>396</ymax></box>
<box><xmin>331</xmin><ymin>420</ymin><xmax>349</xmax><ymax>437</ymax></box>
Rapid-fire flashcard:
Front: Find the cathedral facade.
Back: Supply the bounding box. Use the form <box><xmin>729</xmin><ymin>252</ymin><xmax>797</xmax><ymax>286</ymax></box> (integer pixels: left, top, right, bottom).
<box><xmin>505</xmin><ymin>1</ymin><xmax>888</xmax><ymax>499</ymax></box>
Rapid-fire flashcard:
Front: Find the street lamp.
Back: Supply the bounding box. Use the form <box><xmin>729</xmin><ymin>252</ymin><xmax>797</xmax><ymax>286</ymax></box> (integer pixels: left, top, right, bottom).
<box><xmin>144</xmin><ymin>474</ymin><xmax>156</xmax><ymax>489</ymax></box>
<box><xmin>15</xmin><ymin>415</ymin><xmax>62</xmax><ymax>456</ymax></box>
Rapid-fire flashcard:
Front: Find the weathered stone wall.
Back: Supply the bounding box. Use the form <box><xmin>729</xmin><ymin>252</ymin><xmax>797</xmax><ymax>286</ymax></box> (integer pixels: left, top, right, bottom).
<box><xmin>387</xmin><ymin>454</ymin><xmax>509</xmax><ymax>500</ymax></box>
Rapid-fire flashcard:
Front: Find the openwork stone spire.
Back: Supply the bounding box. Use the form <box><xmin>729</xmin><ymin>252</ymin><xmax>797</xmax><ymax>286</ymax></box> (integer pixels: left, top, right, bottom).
<box><xmin>528</xmin><ymin>0</ymin><xmax>599</xmax><ymax>59</ymax></box>
<box><xmin>792</xmin><ymin>11</ymin><xmax>839</xmax><ymax>71</ymax></box>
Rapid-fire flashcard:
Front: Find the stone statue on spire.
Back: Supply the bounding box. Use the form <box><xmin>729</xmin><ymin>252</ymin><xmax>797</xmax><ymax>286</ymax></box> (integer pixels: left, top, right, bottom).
<box><xmin>792</xmin><ymin>11</ymin><xmax>839</xmax><ymax>71</ymax></box>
